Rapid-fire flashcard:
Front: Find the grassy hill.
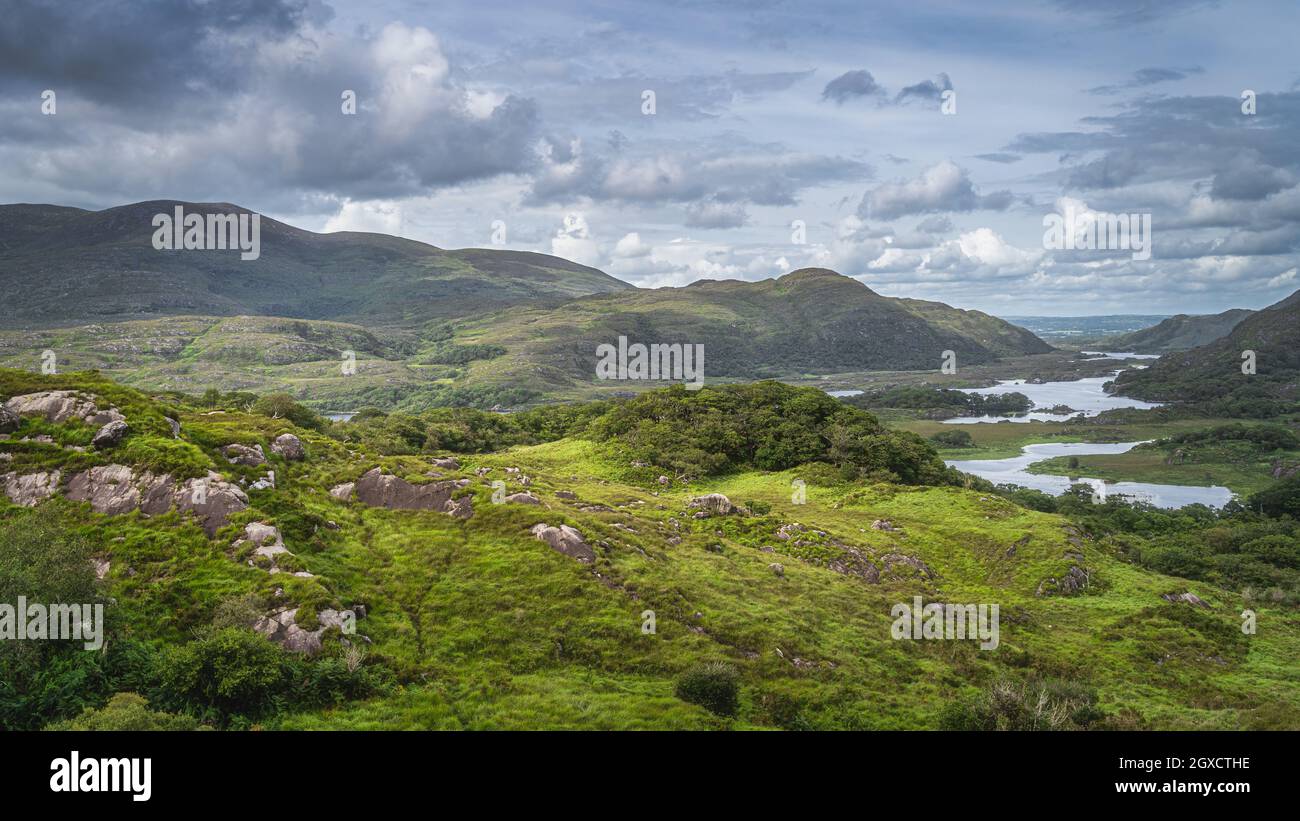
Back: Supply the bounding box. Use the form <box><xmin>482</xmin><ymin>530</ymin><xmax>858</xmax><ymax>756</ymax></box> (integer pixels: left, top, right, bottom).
<box><xmin>1101</xmin><ymin>308</ymin><xmax>1254</xmax><ymax>354</ymax></box>
<box><xmin>3</xmin><ymin>368</ymin><xmax>1298</xmax><ymax>730</ymax></box>
<box><xmin>0</xmin><ymin>201</ymin><xmax>631</xmax><ymax>328</ymax></box>
<box><xmin>0</xmin><ymin>262</ymin><xmax>1053</xmax><ymax>410</ymax></box>
<box><xmin>1114</xmin><ymin>289</ymin><xmax>1300</xmax><ymax>412</ymax></box>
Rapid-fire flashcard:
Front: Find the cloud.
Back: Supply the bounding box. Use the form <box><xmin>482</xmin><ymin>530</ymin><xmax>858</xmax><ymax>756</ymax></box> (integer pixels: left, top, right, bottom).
<box><xmin>822</xmin><ymin>70</ymin><xmax>885</xmax><ymax>104</ymax></box>
<box><xmin>859</xmin><ymin>161</ymin><xmax>1013</xmax><ymax>220</ymax></box>
<box><xmin>1087</xmin><ymin>66</ymin><xmax>1203</xmax><ymax>95</ymax></box>
<box><xmin>894</xmin><ymin>73</ymin><xmax>953</xmax><ymax>105</ymax></box>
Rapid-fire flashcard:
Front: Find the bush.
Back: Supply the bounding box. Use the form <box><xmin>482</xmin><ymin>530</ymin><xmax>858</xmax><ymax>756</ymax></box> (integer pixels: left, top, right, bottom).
<box><xmin>47</xmin><ymin>692</ymin><xmax>204</xmax><ymax>731</ymax></box>
<box><xmin>675</xmin><ymin>662</ymin><xmax>740</xmax><ymax>717</ymax></box>
<box><xmin>939</xmin><ymin>678</ymin><xmax>1103</xmax><ymax>731</ymax></box>
<box><xmin>155</xmin><ymin>628</ymin><xmax>290</xmax><ymax>725</ymax></box>
<box><xmin>929</xmin><ymin>429</ymin><xmax>974</xmax><ymax>448</ymax></box>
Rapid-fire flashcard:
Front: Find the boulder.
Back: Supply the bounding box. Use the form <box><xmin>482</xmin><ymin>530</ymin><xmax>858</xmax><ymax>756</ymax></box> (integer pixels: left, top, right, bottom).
<box><xmin>555</xmin><ymin>490</ymin><xmax>577</xmax><ymax>500</ymax></box>
<box><xmin>65</xmin><ymin>464</ymin><xmax>143</xmax><ymax>515</ymax></box>
<box><xmin>4</xmin><ymin>390</ymin><xmax>125</xmax><ymax>426</ymax></box>
<box><xmin>164</xmin><ymin>416</ymin><xmax>181</xmax><ymax>439</ymax></box>
<box><xmin>222</xmin><ymin>443</ymin><xmax>266</xmax><ymax>466</ymax></box>
<box><xmin>531</xmin><ymin>523</ymin><xmax>596</xmax><ymax>563</ymax></box>
<box><xmin>769</xmin><ymin>563</ymin><xmax>785</xmax><ymax>578</ymax></box>
<box><xmin>254</xmin><ymin>607</ymin><xmax>360</xmax><ymax>655</ymax></box>
<box><xmin>353</xmin><ymin>468</ymin><xmax>470</xmax><ymax>517</ymax></box>
<box><xmin>1162</xmin><ymin>591</ymin><xmax>1210</xmax><ymax>608</ymax></box>
<box><xmin>174</xmin><ymin>472</ymin><xmax>250</xmax><ymax>535</ymax></box>
<box><xmin>430</xmin><ymin>456</ymin><xmax>460</xmax><ymax>470</ymax></box>
<box><xmin>503</xmin><ymin>492</ymin><xmax>541</xmax><ymax>506</ymax></box>
<box><xmin>270</xmin><ymin>433</ymin><xmax>306</xmax><ymax>461</ymax></box>
<box><xmin>871</xmin><ymin>519</ymin><xmax>897</xmax><ymax>531</ymax></box>
<box><xmin>2</xmin><ymin>470</ymin><xmax>61</xmax><ymax>507</ymax></box>
<box><xmin>688</xmin><ymin>493</ymin><xmax>736</xmax><ymax>517</ymax></box>
<box><xmin>0</xmin><ymin>406</ymin><xmax>19</xmax><ymax>434</ymax></box>
<box><xmin>91</xmin><ymin>420</ymin><xmax>129</xmax><ymax>448</ymax></box>
<box><xmin>329</xmin><ymin>482</ymin><xmax>355</xmax><ymax>501</ymax></box>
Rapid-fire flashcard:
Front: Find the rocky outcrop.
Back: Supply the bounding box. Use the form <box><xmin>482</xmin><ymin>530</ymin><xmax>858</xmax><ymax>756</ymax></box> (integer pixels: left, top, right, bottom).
<box><xmin>63</xmin><ymin>465</ymin><xmax>246</xmax><ymax>534</ymax></box>
<box><xmin>871</xmin><ymin>519</ymin><xmax>898</xmax><ymax>531</ymax></box>
<box><xmin>881</xmin><ymin>553</ymin><xmax>935</xmax><ymax>580</ymax></box>
<box><xmin>555</xmin><ymin>490</ymin><xmax>577</xmax><ymax>500</ymax></box>
<box><xmin>531</xmin><ymin>523</ymin><xmax>596</xmax><ymax>563</ymax></box>
<box><xmin>4</xmin><ymin>390</ymin><xmax>125</xmax><ymax>426</ymax></box>
<box><xmin>270</xmin><ymin>433</ymin><xmax>306</xmax><ymax>461</ymax></box>
<box><xmin>91</xmin><ymin>420</ymin><xmax>129</xmax><ymax>449</ymax></box>
<box><xmin>233</xmin><ymin>522</ymin><xmax>309</xmax><ymax>576</ymax></box>
<box><xmin>1036</xmin><ymin>565</ymin><xmax>1090</xmax><ymax>597</ymax></box>
<box><xmin>352</xmin><ymin>468</ymin><xmax>472</xmax><ymax>518</ymax></box>
<box><xmin>329</xmin><ymin>482</ymin><xmax>354</xmax><ymax>501</ymax></box>
<box><xmin>253</xmin><ymin>607</ymin><xmax>361</xmax><ymax>655</ymax></box>
<box><xmin>430</xmin><ymin>456</ymin><xmax>460</xmax><ymax>470</ymax></box>
<box><xmin>769</xmin><ymin>563</ymin><xmax>785</xmax><ymax>578</ymax></box>
<box><xmin>503</xmin><ymin>492</ymin><xmax>541</xmax><ymax>506</ymax></box>
<box><xmin>174</xmin><ymin>473</ymin><xmax>250</xmax><ymax>535</ymax></box>
<box><xmin>0</xmin><ymin>406</ymin><xmax>19</xmax><ymax>434</ymax></box>
<box><xmin>3</xmin><ymin>470</ymin><xmax>61</xmax><ymax>506</ymax></box>
<box><xmin>1162</xmin><ymin>591</ymin><xmax>1210</xmax><ymax>608</ymax></box>
<box><xmin>223</xmin><ymin>443</ymin><xmax>266</xmax><ymax>466</ymax></box>
<box><xmin>689</xmin><ymin>493</ymin><xmax>736</xmax><ymax>517</ymax></box>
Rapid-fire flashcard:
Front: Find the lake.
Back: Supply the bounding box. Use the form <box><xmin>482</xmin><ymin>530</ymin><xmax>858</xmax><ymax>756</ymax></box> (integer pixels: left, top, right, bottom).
<box><xmin>945</xmin><ymin>441</ymin><xmax>1235</xmax><ymax>509</ymax></box>
<box><xmin>943</xmin><ymin>365</ymin><xmax>1161</xmax><ymax>424</ymax></box>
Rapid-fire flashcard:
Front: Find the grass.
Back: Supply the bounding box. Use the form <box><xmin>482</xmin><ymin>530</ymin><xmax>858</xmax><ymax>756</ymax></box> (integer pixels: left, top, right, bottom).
<box><xmin>5</xmin><ymin>368</ymin><xmax>1300</xmax><ymax>730</ymax></box>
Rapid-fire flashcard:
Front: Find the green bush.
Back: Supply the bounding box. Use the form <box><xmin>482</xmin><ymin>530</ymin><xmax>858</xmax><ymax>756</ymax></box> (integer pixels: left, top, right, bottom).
<box><xmin>929</xmin><ymin>430</ymin><xmax>974</xmax><ymax>448</ymax></box>
<box><xmin>155</xmin><ymin>628</ymin><xmax>289</xmax><ymax>725</ymax></box>
<box><xmin>47</xmin><ymin>692</ymin><xmax>204</xmax><ymax>731</ymax></box>
<box><xmin>675</xmin><ymin>662</ymin><xmax>740</xmax><ymax>717</ymax></box>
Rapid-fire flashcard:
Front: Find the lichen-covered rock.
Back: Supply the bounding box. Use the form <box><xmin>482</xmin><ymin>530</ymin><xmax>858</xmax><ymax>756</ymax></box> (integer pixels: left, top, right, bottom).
<box><xmin>329</xmin><ymin>481</ymin><xmax>355</xmax><ymax>501</ymax></box>
<box><xmin>253</xmin><ymin>607</ymin><xmax>363</xmax><ymax>654</ymax></box>
<box><xmin>769</xmin><ymin>563</ymin><xmax>785</xmax><ymax>577</ymax></box>
<box><xmin>4</xmin><ymin>390</ymin><xmax>125</xmax><ymax>426</ymax></box>
<box><xmin>531</xmin><ymin>523</ymin><xmax>596</xmax><ymax>563</ymax></box>
<box><xmin>222</xmin><ymin>443</ymin><xmax>266</xmax><ymax>466</ymax></box>
<box><xmin>1162</xmin><ymin>591</ymin><xmax>1210</xmax><ymax>608</ymax></box>
<box><xmin>91</xmin><ymin>420</ymin><xmax>129</xmax><ymax>449</ymax></box>
<box><xmin>270</xmin><ymin>433</ymin><xmax>306</xmax><ymax>461</ymax></box>
<box><xmin>689</xmin><ymin>493</ymin><xmax>736</xmax><ymax>517</ymax></box>
<box><xmin>174</xmin><ymin>472</ymin><xmax>250</xmax><ymax>535</ymax></box>
<box><xmin>353</xmin><ymin>468</ymin><xmax>471</xmax><ymax>518</ymax></box>
<box><xmin>555</xmin><ymin>490</ymin><xmax>577</xmax><ymax>500</ymax></box>
<box><xmin>0</xmin><ymin>406</ymin><xmax>19</xmax><ymax>434</ymax></box>
<box><xmin>65</xmin><ymin>464</ymin><xmax>144</xmax><ymax>515</ymax></box>
<box><xmin>1036</xmin><ymin>565</ymin><xmax>1090</xmax><ymax>597</ymax></box>
<box><xmin>3</xmin><ymin>470</ymin><xmax>61</xmax><ymax>507</ymax></box>
<box><xmin>503</xmin><ymin>492</ymin><xmax>541</xmax><ymax>505</ymax></box>
<box><xmin>430</xmin><ymin>456</ymin><xmax>460</xmax><ymax>470</ymax></box>
<box><xmin>871</xmin><ymin>519</ymin><xmax>898</xmax><ymax>531</ymax></box>
<box><xmin>881</xmin><ymin>552</ymin><xmax>936</xmax><ymax>580</ymax></box>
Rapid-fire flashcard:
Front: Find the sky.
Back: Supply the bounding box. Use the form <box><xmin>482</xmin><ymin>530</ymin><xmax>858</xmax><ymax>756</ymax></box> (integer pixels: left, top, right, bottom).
<box><xmin>2</xmin><ymin>0</ymin><xmax>1299</xmax><ymax>316</ymax></box>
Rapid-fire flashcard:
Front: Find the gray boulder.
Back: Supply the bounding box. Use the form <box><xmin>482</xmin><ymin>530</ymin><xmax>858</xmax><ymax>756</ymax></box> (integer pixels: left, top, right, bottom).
<box><xmin>531</xmin><ymin>523</ymin><xmax>596</xmax><ymax>563</ymax></box>
<box><xmin>2</xmin><ymin>470</ymin><xmax>61</xmax><ymax>507</ymax></box>
<box><xmin>353</xmin><ymin>468</ymin><xmax>471</xmax><ymax>517</ymax></box>
<box><xmin>222</xmin><ymin>443</ymin><xmax>266</xmax><ymax>466</ymax></box>
<box><xmin>4</xmin><ymin>390</ymin><xmax>125</xmax><ymax>426</ymax></box>
<box><xmin>688</xmin><ymin>493</ymin><xmax>736</xmax><ymax>517</ymax></box>
<box><xmin>91</xmin><ymin>420</ymin><xmax>129</xmax><ymax>449</ymax></box>
<box><xmin>0</xmin><ymin>406</ymin><xmax>19</xmax><ymax>434</ymax></box>
<box><xmin>270</xmin><ymin>433</ymin><xmax>306</xmax><ymax>461</ymax></box>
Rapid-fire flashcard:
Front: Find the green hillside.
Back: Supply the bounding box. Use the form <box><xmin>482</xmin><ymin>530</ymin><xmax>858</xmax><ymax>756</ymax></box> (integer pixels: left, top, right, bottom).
<box><xmin>1102</xmin><ymin>308</ymin><xmax>1254</xmax><ymax>353</ymax></box>
<box><xmin>3</xmin><ymin>368</ymin><xmax>1298</xmax><ymax>731</ymax></box>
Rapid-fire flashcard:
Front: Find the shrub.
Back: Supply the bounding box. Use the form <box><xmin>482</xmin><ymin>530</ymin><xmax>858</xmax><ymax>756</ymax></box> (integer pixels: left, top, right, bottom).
<box><xmin>939</xmin><ymin>678</ymin><xmax>1103</xmax><ymax>731</ymax></box>
<box><xmin>47</xmin><ymin>692</ymin><xmax>204</xmax><ymax>731</ymax></box>
<box><xmin>929</xmin><ymin>429</ymin><xmax>974</xmax><ymax>448</ymax></box>
<box><xmin>675</xmin><ymin>662</ymin><xmax>740</xmax><ymax>717</ymax></box>
<box><xmin>155</xmin><ymin>628</ymin><xmax>289</xmax><ymax>725</ymax></box>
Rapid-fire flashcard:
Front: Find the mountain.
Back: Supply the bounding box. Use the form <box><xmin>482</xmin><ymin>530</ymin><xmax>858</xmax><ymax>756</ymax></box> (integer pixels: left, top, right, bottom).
<box><xmin>0</xmin><ymin>200</ymin><xmax>632</xmax><ymax>327</ymax></box>
<box><xmin>1099</xmin><ymin>308</ymin><xmax>1254</xmax><ymax>353</ymax></box>
<box><xmin>450</xmin><ymin>267</ymin><xmax>1053</xmax><ymax>391</ymax></box>
<box><xmin>1114</xmin><ymin>289</ymin><xmax>1300</xmax><ymax>405</ymax></box>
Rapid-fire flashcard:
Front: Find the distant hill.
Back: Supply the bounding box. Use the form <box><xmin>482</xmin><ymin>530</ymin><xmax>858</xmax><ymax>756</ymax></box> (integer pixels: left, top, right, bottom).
<box><xmin>1002</xmin><ymin>315</ymin><xmax>1170</xmax><ymax>342</ymax></box>
<box><xmin>0</xmin><ymin>200</ymin><xmax>631</xmax><ymax>327</ymax></box>
<box><xmin>451</xmin><ymin>267</ymin><xmax>1053</xmax><ymax>389</ymax></box>
<box><xmin>1100</xmin><ymin>308</ymin><xmax>1254</xmax><ymax>353</ymax></box>
<box><xmin>1114</xmin><ymin>290</ymin><xmax>1300</xmax><ymax>407</ymax></box>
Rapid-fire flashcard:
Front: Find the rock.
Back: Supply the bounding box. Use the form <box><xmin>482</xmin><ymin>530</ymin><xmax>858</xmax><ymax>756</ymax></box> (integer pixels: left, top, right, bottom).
<box><xmin>329</xmin><ymin>482</ymin><xmax>355</xmax><ymax>501</ymax></box>
<box><xmin>657</xmin><ymin>475</ymin><xmax>671</xmax><ymax>486</ymax></box>
<box><xmin>3</xmin><ymin>470</ymin><xmax>61</xmax><ymax>507</ymax></box>
<box><xmin>776</xmin><ymin>523</ymin><xmax>806</xmax><ymax>541</ymax></box>
<box><xmin>1162</xmin><ymin>591</ymin><xmax>1210</xmax><ymax>608</ymax></box>
<box><xmin>174</xmin><ymin>472</ymin><xmax>250</xmax><ymax>535</ymax></box>
<box><xmin>531</xmin><ymin>523</ymin><xmax>596</xmax><ymax>563</ymax></box>
<box><xmin>92</xmin><ymin>558</ymin><xmax>110</xmax><ymax>580</ymax></box>
<box><xmin>430</xmin><ymin>456</ymin><xmax>460</xmax><ymax>470</ymax></box>
<box><xmin>270</xmin><ymin>433</ymin><xmax>306</xmax><ymax>461</ymax></box>
<box><xmin>91</xmin><ymin>420</ymin><xmax>129</xmax><ymax>448</ymax></box>
<box><xmin>253</xmin><ymin>608</ymin><xmax>327</xmax><ymax>654</ymax></box>
<box><xmin>66</xmin><ymin>464</ymin><xmax>146</xmax><ymax>515</ymax></box>
<box><xmin>769</xmin><ymin>563</ymin><xmax>785</xmax><ymax>577</ymax></box>
<box><xmin>519</xmin><ymin>475</ymin><xmax>532</xmax><ymax>486</ymax></box>
<box><xmin>503</xmin><ymin>492</ymin><xmax>541</xmax><ymax>506</ymax></box>
<box><xmin>871</xmin><ymin>519</ymin><xmax>897</xmax><ymax>531</ymax></box>
<box><xmin>0</xmin><ymin>406</ymin><xmax>19</xmax><ymax>434</ymax></box>
<box><xmin>352</xmin><ymin>468</ymin><xmax>470</xmax><ymax>518</ymax></box>
<box><xmin>446</xmin><ymin>496</ymin><xmax>475</xmax><ymax>519</ymax></box>
<box><xmin>555</xmin><ymin>490</ymin><xmax>577</xmax><ymax>500</ymax></box>
<box><xmin>881</xmin><ymin>553</ymin><xmax>935</xmax><ymax>580</ymax></box>
<box><xmin>164</xmin><ymin>416</ymin><xmax>181</xmax><ymax>439</ymax></box>
<box><xmin>1036</xmin><ymin>565</ymin><xmax>1090</xmax><ymax>597</ymax></box>
<box><xmin>4</xmin><ymin>390</ymin><xmax>124</xmax><ymax>426</ymax></box>
<box><xmin>475</xmin><ymin>467</ymin><xmax>491</xmax><ymax>477</ymax></box>
<box><xmin>223</xmin><ymin>443</ymin><xmax>266</xmax><ymax>466</ymax></box>
<box><xmin>688</xmin><ymin>493</ymin><xmax>736</xmax><ymax>517</ymax></box>
<box><xmin>249</xmin><ymin>473</ymin><xmax>276</xmax><ymax>491</ymax></box>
